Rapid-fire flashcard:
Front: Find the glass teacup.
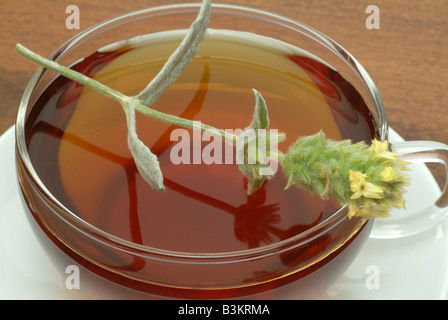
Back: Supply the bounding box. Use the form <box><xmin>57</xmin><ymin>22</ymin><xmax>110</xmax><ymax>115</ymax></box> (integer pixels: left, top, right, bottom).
<box><xmin>15</xmin><ymin>3</ymin><xmax>448</xmax><ymax>299</ymax></box>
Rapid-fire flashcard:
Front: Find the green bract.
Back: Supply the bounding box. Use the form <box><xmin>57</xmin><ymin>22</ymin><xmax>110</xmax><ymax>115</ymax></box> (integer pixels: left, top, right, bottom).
<box><xmin>236</xmin><ymin>89</ymin><xmax>285</xmax><ymax>195</ymax></box>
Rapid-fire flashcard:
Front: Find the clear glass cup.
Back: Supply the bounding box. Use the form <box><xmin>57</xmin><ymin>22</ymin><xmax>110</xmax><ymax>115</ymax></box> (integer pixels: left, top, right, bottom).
<box><xmin>15</xmin><ymin>3</ymin><xmax>448</xmax><ymax>299</ymax></box>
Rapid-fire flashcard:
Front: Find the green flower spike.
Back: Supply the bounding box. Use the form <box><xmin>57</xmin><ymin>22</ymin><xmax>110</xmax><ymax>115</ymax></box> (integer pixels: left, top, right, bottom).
<box><xmin>282</xmin><ymin>131</ymin><xmax>411</xmax><ymax>219</ymax></box>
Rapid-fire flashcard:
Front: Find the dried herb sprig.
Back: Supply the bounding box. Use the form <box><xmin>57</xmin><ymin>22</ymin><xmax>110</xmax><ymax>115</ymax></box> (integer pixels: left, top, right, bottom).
<box><xmin>16</xmin><ymin>0</ymin><xmax>411</xmax><ymax>219</ymax></box>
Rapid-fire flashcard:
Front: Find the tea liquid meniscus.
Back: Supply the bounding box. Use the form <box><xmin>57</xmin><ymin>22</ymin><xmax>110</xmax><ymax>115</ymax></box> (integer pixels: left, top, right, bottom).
<box><xmin>23</xmin><ymin>29</ymin><xmax>376</xmax><ymax>297</ymax></box>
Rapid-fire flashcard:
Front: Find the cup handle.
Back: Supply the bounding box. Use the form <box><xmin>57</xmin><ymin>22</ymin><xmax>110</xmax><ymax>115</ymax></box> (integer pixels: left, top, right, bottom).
<box><xmin>370</xmin><ymin>140</ymin><xmax>448</xmax><ymax>239</ymax></box>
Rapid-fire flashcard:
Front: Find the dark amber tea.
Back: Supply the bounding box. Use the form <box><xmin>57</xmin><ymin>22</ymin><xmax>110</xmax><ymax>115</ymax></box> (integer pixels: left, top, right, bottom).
<box><xmin>21</xmin><ymin>30</ymin><xmax>375</xmax><ymax>298</ymax></box>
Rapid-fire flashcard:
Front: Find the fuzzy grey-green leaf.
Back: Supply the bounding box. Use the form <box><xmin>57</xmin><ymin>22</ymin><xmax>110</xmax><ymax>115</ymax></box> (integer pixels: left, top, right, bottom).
<box><xmin>135</xmin><ymin>0</ymin><xmax>211</xmax><ymax>107</ymax></box>
<box><xmin>249</xmin><ymin>89</ymin><xmax>269</xmax><ymax>130</ymax></box>
<box><xmin>124</xmin><ymin>100</ymin><xmax>165</xmax><ymax>191</ymax></box>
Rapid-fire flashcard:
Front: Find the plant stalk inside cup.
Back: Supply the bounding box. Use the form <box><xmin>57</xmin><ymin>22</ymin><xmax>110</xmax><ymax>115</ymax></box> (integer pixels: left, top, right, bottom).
<box><xmin>15</xmin><ymin>0</ymin><xmax>410</xmax><ymax>220</ymax></box>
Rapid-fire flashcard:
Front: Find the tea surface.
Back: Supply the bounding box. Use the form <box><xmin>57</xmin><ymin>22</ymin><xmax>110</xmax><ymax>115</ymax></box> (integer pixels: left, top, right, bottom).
<box><xmin>26</xmin><ymin>30</ymin><xmax>375</xmax><ymax>253</ymax></box>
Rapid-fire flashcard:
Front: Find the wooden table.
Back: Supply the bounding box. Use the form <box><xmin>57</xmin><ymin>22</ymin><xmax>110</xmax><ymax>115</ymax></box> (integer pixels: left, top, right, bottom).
<box><xmin>1</xmin><ymin>0</ymin><xmax>447</xmax><ymax>188</ymax></box>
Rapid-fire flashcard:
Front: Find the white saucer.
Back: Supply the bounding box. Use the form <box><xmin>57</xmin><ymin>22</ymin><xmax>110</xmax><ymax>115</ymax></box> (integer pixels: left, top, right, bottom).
<box><xmin>1</xmin><ymin>126</ymin><xmax>446</xmax><ymax>300</ymax></box>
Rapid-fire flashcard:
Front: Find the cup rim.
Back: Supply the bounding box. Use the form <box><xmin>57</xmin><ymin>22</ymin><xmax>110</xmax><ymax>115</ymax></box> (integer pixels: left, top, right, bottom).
<box><xmin>16</xmin><ymin>2</ymin><xmax>385</xmax><ymax>261</ymax></box>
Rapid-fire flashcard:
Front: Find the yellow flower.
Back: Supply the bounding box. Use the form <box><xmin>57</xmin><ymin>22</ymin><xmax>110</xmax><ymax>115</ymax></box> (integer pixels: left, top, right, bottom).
<box><xmin>348</xmin><ymin>201</ymin><xmax>391</xmax><ymax>219</ymax></box>
<box><xmin>394</xmin><ymin>198</ymin><xmax>406</xmax><ymax>210</ymax></box>
<box><xmin>347</xmin><ymin>202</ymin><xmax>361</xmax><ymax>219</ymax></box>
<box><xmin>349</xmin><ymin>170</ymin><xmax>367</xmax><ymax>182</ymax></box>
<box><xmin>380</xmin><ymin>167</ymin><xmax>395</xmax><ymax>182</ymax></box>
<box><xmin>370</xmin><ymin>139</ymin><xmax>400</xmax><ymax>160</ymax></box>
<box><xmin>349</xmin><ymin>170</ymin><xmax>384</xmax><ymax>199</ymax></box>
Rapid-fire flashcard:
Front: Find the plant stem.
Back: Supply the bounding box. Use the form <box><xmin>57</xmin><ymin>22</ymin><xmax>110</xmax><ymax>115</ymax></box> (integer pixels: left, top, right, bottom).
<box><xmin>17</xmin><ymin>44</ymin><xmax>127</xmax><ymax>104</ymax></box>
<box><xmin>15</xmin><ymin>43</ymin><xmax>238</xmax><ymax>144</ymax></box>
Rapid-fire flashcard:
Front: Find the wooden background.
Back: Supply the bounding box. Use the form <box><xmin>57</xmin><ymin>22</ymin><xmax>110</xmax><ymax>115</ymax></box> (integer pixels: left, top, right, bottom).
<box><xmin>1</xmin><ymin>0</ymin><xmax>447</xmax><ymax>188</ymax></box>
